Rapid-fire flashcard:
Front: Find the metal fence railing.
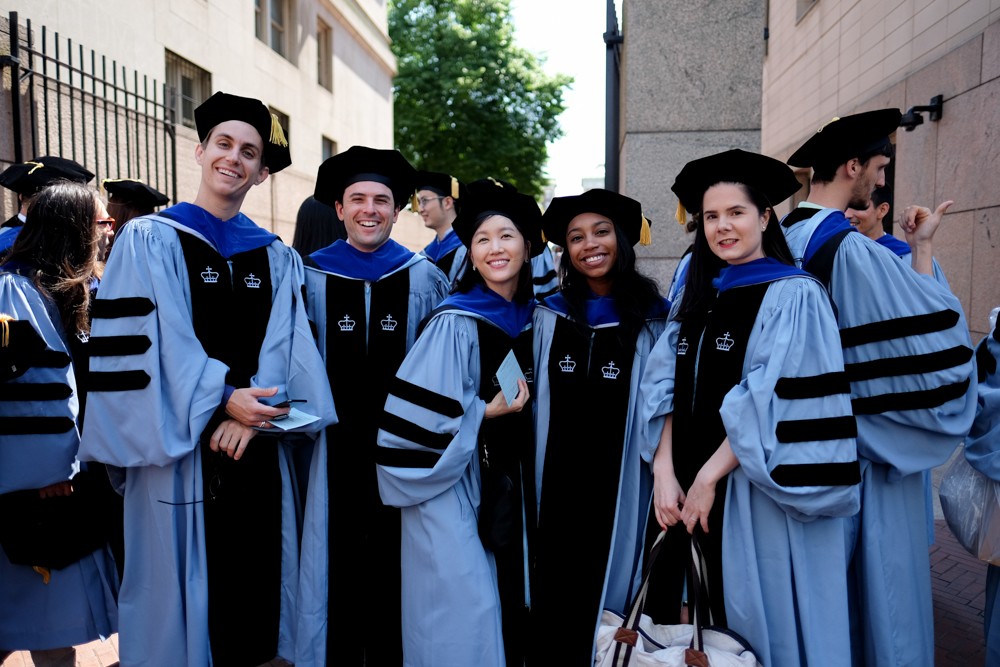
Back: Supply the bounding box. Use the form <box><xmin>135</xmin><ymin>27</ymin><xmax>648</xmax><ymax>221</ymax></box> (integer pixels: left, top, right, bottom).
<box><xmin>2</xmin><ymin>10</ymin><xmax>177</xmax><ymax>202</ymax></box>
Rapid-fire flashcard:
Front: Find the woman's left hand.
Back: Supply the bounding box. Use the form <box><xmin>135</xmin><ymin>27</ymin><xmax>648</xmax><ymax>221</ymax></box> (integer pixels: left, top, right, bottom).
<box><xmin>484</xmin><ymin>378</ymin><xmax>530</xmax><ymax>419</ymax></box>
<box><xmin>680</xmin><ymin>474</ymin><xmax>716</xmax><ymax>535</ymax></box>
<box><xmin>210</xmin><ymin>419</ymin><xmax>259</xmax><ymax>461</ymax></box>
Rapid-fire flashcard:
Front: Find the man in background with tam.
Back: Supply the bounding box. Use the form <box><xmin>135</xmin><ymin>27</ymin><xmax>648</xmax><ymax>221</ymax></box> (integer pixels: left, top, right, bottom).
<box><xmin>102</xmin><ymin>177</ymin><xmax>171</xmax><ymax>235</ymax></box>
<box><xmin>0</xmin><ymin>156</ymin><xmax>94</xmax><ymax>253</ymax></box>
<box><xmin>781</xmin><ymin>109</ymin><xmax>976</xmax><ymax>666</ymax></box>
<box><xmin>295</xmin><ymin>146</ymin><xmax>449</xmax><ymax>667</ymax></box>
<box><xmin>79</xmin><ymin>91</ymin><xmax>335</xmax><ymax>667</ymax></box>
<box><xmin>415</xmin><ymin>170</ymin><xmax>467</xmax><ymax>285</ymax></box>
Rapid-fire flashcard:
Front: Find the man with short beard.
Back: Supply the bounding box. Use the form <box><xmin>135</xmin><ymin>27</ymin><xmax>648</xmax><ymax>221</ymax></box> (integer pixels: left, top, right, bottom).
<box><xmin>780</xmin><ymin>108</ymin><xmax>977</xmax><ymax>667</ymax></box>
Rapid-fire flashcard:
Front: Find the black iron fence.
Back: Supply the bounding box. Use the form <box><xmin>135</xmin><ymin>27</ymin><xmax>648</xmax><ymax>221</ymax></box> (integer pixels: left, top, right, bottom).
<box><xmin>1</xmin><ymin>10</ymin><xmax>177</xmax><ymax>202</ymax></box>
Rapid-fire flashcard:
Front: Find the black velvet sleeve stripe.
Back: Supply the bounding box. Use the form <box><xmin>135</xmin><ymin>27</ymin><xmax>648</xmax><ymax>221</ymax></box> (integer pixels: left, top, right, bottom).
<box><xmin>770</xmin><ymin>461</ymin><xmax>861</xmax><ymax>487</ymax></box>
<box><xmin>851</xmin><ymin>378</ymin><xmax>971</xmax><ymax>415</ymax></box>
<box><xmin>840</xmin><ymin>309</ymin><xmax>960</xmax><ymax>348</ymax></box>
<box><xmin>846</xmin><ymin>345</ymin><xmax>973</xmax><ymax>382</ymax></box>
<box><xmin>88</xmin><ymin>370</ymin><xmax>151</xmax><ymax>392</ymax></box>
<box><xmin>91</xmin><ymin>297</ymin><xmax>155</xmax><ymax>319</ymax></box>
<box><xmin>380</xmin><ymin>412</ymin><xmax>453</xmax><ymax>451</ymax></box>
<box><xmin>389</xmin><ymin>377</ymin><xmax>464</xmax><ymax>418</ymax></box>
<box><xmin>0</xmin><ymin>416</ymin><xmax>75</xmax><ymax>435</ymax></box>
<box><xmin>775</xmin><ymin>416</ymin><xmax>858</xmax><ymax>443</ymax></box>
<box><xmin>87</xmin><ymin>335</ymin><xmax>153</xmax><ymax>357</ymax></box>
<box><xmin>532</xmin><ymin>270</ymin><xmax>557</xmax><ymax>285</ymax></box>
<box><xmin>774</xmin><ymin>372</ymin><xmax>850</xmax><ymax>399</ymax></box>
<box><xmin>374</xmin><ymin>445</ymin><xmax>441</xmax><ymax>469</ymax></box>
<box><xmin>32</xmin><ymin>350</ymin><xmax>72</xmax><ymax>368</ymax></box>
<box><xmin>0</xmin><ymin>382</ymin><xmax>73</xmax><ymax>401</ymax></box>
<box><xmin>977</xmin><ymin>339</ymin><xmax>997</xmax><ymax>384</ymax></box>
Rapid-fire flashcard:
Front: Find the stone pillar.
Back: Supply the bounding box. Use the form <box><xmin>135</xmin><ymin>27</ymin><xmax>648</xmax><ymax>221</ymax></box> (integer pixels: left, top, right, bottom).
<box><xmin>619</xmin><ymin>0</ymin><xmax>765</xmax><ymax>289</ymax></box>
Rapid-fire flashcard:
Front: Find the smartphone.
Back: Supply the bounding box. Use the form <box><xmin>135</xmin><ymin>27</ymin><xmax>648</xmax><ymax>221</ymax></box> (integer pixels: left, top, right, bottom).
<box><xmin>273</xmin><ymin>399</ymin><xmax>307</xmax><ymax>408</ymax></box>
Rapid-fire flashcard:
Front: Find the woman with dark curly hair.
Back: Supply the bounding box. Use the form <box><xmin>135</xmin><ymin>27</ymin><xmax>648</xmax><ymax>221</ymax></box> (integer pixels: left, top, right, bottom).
<box><xmin>0</xmin><ymin>181</ymin><xmax>118</xmax><ymax>660</ymax></box>
<box><xmin>530</xmin><ymin>189</ymin><xmax>668</xmax><ymax>664</ymax></box>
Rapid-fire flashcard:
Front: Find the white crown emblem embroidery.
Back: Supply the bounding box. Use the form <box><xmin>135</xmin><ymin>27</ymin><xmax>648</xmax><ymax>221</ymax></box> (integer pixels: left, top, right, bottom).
<box><xmin>492</xmin><ymin>375</ymin><xmax>501</xmax><ymax>387</ymax></box>
<box><xmin>338</xmin><ymin>314</ymin><xmax>356</xmax><ymax>332</ymax></box>
<box><xmin>716</xmin><ymin>332</ymin><xmax>734</xmax><ymax>352</ymax></box>
<box><xmin>381</xmin><ymin>314</ymin><xmax>398</xmax><ymax>331</ymax></box>
<box><xmin>677</xmin><ymin>337</ymin><xmax>689</xmax><ymax>356</ymax></box>
<box><xmin>601</xmin><ymin>361</ymin><xmax>620</xmax><ymax>380</ymax></box>
<box><xmin>524</xmin><ymin>368</ymin><xmax>533</xmax><ymax>383</ymax></box>
<box><xmin>201</xmin><ymin>266</ymin><xmax>219</xmax><ymax>284</ymax></box>
<box><xmin>75</xmin><ymin>331</ymin><xmax>90</xmax><ymax>343</ymax></box>
<box><xmin>244</xmin><ymin>273</ymin><xmax>261</xmax><ymax>289</ymax></box>
<box><xmin>559</xmin><ymin>355</ymin><xmax>576</xmax><ymax>373</ymax></box>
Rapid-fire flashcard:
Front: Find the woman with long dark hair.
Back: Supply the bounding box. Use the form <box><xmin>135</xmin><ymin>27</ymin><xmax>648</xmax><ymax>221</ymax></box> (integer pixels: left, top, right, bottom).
<box><xmin>640</xmin><ymin>149</ymin><xmax>861</xmax><ymax>666</ymax></box>
<box><xmin>376</xmin><ymin>179</ymin><xmax>541</xmax><ymax>666</ymax></box>
<box><xmin>529</xmin><ymin>189</ymin><xmax>668</xmax><ymax>664</ymax></box>
<box><xmin>0</xmin><ymin>181</ymin><xmax>118</xmax><ymax>659</ymax></box>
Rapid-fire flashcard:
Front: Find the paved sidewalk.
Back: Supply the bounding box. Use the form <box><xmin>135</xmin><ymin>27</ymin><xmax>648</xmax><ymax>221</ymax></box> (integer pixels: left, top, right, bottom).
<box><xmin>3</xmin><ymin>455</ymin><xmax>991</xmax><ymax>666</ymax></box>
<box><xmin>932</xmin><ymin>518</ymin><xmax>988</xmax><ymax>666</ymax></box>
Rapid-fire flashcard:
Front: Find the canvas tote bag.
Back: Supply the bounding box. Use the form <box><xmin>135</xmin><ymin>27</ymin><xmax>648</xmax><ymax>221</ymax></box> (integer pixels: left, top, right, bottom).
<box><xmin>594</xmin><ymin>529</ymin><xmax>761</xmax><ymax>667</ymax></box>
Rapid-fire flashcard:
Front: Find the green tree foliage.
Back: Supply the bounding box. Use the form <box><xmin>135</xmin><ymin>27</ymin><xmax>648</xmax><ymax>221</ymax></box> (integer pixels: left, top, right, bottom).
<box><xmin>390</xmin><ymin>0</ymin><xmax>572</xmax><ymax>198</ymax></box>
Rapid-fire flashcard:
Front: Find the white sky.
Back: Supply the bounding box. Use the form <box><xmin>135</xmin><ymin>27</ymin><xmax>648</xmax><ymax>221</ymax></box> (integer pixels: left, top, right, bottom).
<box><xmin>509</xmin><ymin>0</ymin><xmax>622</xmax><ymax>196</ymax></box>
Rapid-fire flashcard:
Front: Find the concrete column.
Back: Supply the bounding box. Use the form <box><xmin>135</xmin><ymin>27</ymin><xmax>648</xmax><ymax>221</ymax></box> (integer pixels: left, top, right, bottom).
<box><xmin>619</xmin><ymin>0</ymin><xmax>766</xmax><ymax>289</ymax></box>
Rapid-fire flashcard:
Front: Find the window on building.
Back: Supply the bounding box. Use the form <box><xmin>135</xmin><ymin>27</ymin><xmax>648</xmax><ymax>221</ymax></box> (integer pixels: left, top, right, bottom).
<box><xmin>796</xmin><ymin>0</ymin><xmax>818</xmax><ymax>22</ymax></box>
<box><xmin>322</xmin><ymin>136</ymin><xmax>337</xmax><ymax>161</ymax></box>
<box><xmin>256</xmin><ymin>0</ymin><xmax>290</xmax><ymax>57</ymax></box>
<box><xmin>165</xmin><ymin>50</ymin><xmax>212</xmax><ymax>130</ymax></box>
<box><xmin>317</xmin><ymin>19</ymin><xmax>333</xmax><ymax>90</ymax></box>
<box><xmin>269</xmin><ymin>107</ymin><xmax>291</xmax><ymax>149</ymax></box>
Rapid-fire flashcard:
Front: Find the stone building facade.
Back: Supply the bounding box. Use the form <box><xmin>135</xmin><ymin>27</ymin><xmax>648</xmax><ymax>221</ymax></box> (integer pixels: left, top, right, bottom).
<box><xmin>621</xmin><ymin>0</ymin><xmax>1000</xmax><ymax>337</ymax></box>
<box><xmin>0</xmin><ymin>0</ymin><xmax>396</xmax><ymax>241</ymax></box>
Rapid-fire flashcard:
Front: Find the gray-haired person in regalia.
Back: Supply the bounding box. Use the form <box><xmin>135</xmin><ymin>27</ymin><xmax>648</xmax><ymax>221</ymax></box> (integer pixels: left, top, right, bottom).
<box><xmin>640</xmin><ymin>149</ymin><xmax>861</xmax><ymax>667</ymax></box>
<box><xmin>782</xmin><ymin>109</ymin><xmax>976</xmax><ymax>667</ymax></box>
<box><xmin>79</xmin><ymin>91</ymin><xmax>336</xmax><ymax>667</ymax></box>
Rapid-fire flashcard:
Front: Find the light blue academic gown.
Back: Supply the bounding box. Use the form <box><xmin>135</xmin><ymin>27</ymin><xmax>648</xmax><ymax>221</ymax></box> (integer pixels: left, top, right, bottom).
<box><xmin>877</xmin><ymin>232</ymin><xmax>953</xmax><ymax>547</ymax></box>
<box><xmin>531</xmin><ymin>297</ymin><xmax>667</xmax><ymax>657</ymax></box>
<box><xmin>782</xmin><ymin>205</ymin><xmax>977</xmax><ymax>667</ymax></box>
<box><xmin>420</xmin><ymin>229</ymin><xmax>467</xmax><ymax>285</ymax></box>
<box><xmin>78</xmin><ymin>210</ymin><xmax>336</xmax><ymax>667</ymax></box>
<box><xmin>294</xmin><ymin>244</ymin><xmax>449</xmax><ymax>667</ymax></box>
<box><xmin>531</xmin><ymin>246</ymin><xmax>560</xmax><ymax>300</ymax></box>
<box><xmin>374</xmin><ymin>295</ymin><xmax>531</xmax><ymax>667</ymax></box>
<box><xmin>964</xmin><ymin>321</ymin><xmax>1000</xmax><ymax>665</ymax></box>
<box><xmin>639</xmin><ymin>268</ymin><xmax>860</xmax><ymax>667</ymax></box>
<box><xmin>0</xmin><ymin>271</ymin><xmax>118</xmax><ymax>651</ymax></box>
<box><xmin>0</xmin><ymin>222</ymin><xmax>22</xmax><ymax>254</ymax></box>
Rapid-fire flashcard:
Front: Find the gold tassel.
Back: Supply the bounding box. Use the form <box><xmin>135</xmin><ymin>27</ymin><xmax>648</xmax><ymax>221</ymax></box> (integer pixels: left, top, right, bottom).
<box><xmin>818</xmin><ymin>116</ymin><xmax>840</xmax><ymax>132</ymax></box>
<box><xmin>33</xmin><ymin>566</ymin><xmax>51</xmax><ymax>584</ymax></box>
<box><xmin>411</xmin><ymin>192</ymin><xmax>420</xmax><ymax>210</ymax></box>
<box><xmin>540</xmin><ymin>229</ymin><xmax>547</xmax><ymax>244</ymax></box>
<box><xmin>25</xmin><ymin>161</ymin><xmax>44</xmax><ymax>175</ymax></box>
<box><xmin>675</xmin><ymin>202</ymin><xmax>686</xmax><ymax>226</ymax></box>
<box><xmin>269</xmin><ymin>114</ymin><xmax>288</xmax><ymax>147</ymax></box>
<box><xmin>639</xmin><ymin>216</ymin><xmax>652</xmax><ymax>245</ymax></box>
<box><xmin>450</xmin><ymin>176</ymin><xmax>459</xmax><ymax>200</ymax></box>
<box><xmin>0</xmin><ymin>313</ymin><xmax>12</xmax><ymax>348</ymax></box>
